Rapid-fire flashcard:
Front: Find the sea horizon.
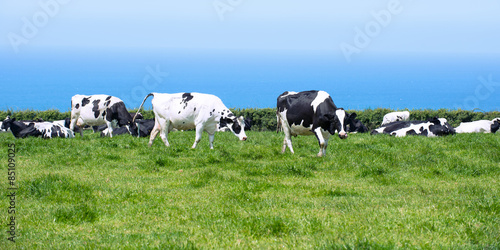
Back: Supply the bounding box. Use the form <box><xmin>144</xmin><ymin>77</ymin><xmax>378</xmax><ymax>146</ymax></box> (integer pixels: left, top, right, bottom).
<box><xmin>1</xmin><ymin>49</ymin><xmax>499</xmax><ymax>112</ymax></box>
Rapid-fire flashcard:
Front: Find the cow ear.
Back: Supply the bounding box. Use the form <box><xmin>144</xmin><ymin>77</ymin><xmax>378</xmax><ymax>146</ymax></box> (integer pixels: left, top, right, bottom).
<box><xmin>349</xmin><ymin>112</ymin><xmax>357</xmax><ymax>120</ymax></box>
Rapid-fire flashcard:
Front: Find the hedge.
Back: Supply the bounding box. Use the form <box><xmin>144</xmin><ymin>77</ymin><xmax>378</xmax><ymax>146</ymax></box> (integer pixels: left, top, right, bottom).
<box><xmin>1</xmin><ymin>108</ymin><xmax>499</xmax><ymax>132</ymax></box>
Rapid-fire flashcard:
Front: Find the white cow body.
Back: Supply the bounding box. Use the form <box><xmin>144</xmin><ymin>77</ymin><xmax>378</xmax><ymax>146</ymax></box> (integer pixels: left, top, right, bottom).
<box><xmin>455</xmin><ymin>118</ymin><xmax>500</xmax><ymax>133</ymax></box>
<box><xmin>135</xmin><ymin>92</ymin><xmax>247</xmax><ymax>149</ymax></box>
<box><xmin>382</xmin><ymin>111</ymin><xmax>410</xmax><ymax>126</ymax></box>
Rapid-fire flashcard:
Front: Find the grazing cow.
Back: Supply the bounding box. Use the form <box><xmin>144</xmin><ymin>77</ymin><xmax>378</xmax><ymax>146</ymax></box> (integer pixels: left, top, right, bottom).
<box><xmin>371</xmin><ymin>117</ymin><xmax>455</xmax><ymax>137</ymax></box>
<box><xmin>455</xmin><ymin>118</ymin><xmax>500</xmax><ymax>134</ymax></box>
<box><xmin>381</xmin><ymin>111</ymin><xmax>410</xmax><ymax>126</ymax></box>
<box><xmin>70</xmin><ymin>95</ymin><xmax>136</xmax><ymax>137</ymax></box>
<box><xmin>2</xmin><ymin>117</ymin><xmax>74</xmax><ymax>138</ymax></box>
<box><xmin>134</xmin><ymin>92</ymin><xmax>247</xmax><ymax>149</ymax></box>
<box><xmin>346</xmin><ymin>114</ymin><xmax>368</xmax><ymax>133</ymax></box>
<box><xmin>276</xmin><ymin>90</ymin><xmax>353</xmax><ymax>157</ymax></box>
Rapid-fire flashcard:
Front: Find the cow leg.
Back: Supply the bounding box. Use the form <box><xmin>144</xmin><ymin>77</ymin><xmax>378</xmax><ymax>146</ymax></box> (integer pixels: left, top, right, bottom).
<box><xmin>148</xmin><ymin>119</ymin><xmax>162</xmax><ymax>147</ymax></box>
<box><xmin>105</xmin><ymin>121</ymin><xmax>114</xmax><ymax>138</ymax></box>
<box><xmin>70</xmin><ymin>114</ymin><xmax>83</xmax><ymax>137</ymax></box>
<box><xmin>314</xmin><ymin>127</ymin><xmax>327</xmax><ymax>157</ymax></box>
<box><xmin>159</xmin><ymin>120</ymin><xmax>171</xmax><ymax>147</ymax></box>
<box><xmin>281</xmin><ymin>127</ymin><xmax>294</xmax><ymax>154</ymax></box>
<box><xmin>205</xmin><ymin>125</ymin><xmax>217</xmax><ymax>149</ymax></box>
<box><xmin>192</xmin><ymin>124</ymin><xmax>204</xmax><ymax>149</ymax></box>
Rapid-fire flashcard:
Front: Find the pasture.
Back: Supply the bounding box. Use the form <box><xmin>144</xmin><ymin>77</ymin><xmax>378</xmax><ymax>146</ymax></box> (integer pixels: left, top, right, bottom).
<box><xmin>1</xmin><ymin>130</ymin><xmax>499</xmax><ymax>248</ymax></box>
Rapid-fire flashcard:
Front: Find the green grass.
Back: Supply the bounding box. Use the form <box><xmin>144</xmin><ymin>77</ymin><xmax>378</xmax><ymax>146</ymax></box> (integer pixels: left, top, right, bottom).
<box><xmin>1</xmin><ymin>130</ymin><xmax>499</xmax><ymax>248</ymax></box>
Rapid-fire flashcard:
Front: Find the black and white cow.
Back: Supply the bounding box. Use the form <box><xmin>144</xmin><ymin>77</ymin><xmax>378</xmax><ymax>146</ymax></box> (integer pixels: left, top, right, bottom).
<box><xmin>455</xmin><ymin>118</ymin><xmax>500</xmax><ymax>133</ymax></box>
<box><xmin>346</xmin><ymin>114</ymin><xmax>368</xmax><ymax>133</ymax></box>
<box><xmin>70</xmin><ymin>95</ymin><xmax>136</xmax><ymax>137</ymax></box>
<box><xmin>2</xmin><ymin>117</ymin><xmax>74</xmax><ymax>138</ymax></box>
<box><xmin>371</xmin><ymin>117</ymin><xmax>455</xmax><ymax>137</ymax></box>
<box><xmin>276</xmin><ymin>90</ymin><xmax>353</xmax><ymax>157</ymax></box>
<box><xmin>134</xmin><ymin>92</ymin><xmax>247</xmax><ymax>149</ymax></box>
<box><xmin>1</xmin><ymin>117</ymin><xmax>44</xmax><ymax>132</ymax></box>
<box><xmin>381</xmin><ymin>111</ymin><xmax>410</xmax><ymax>126</ymax></box>
<box><xmin>100</xmin><ymin>119</ymin><xmax>155</xmax><ymax>137</ymax></box>
<box><xmin>53</xmin><ymin>118</ymin><xmax>81</xmax><ymax>133</ymax></box>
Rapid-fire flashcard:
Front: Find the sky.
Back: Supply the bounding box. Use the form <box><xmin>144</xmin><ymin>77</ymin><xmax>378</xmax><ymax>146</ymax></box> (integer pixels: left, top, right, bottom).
<box><xmin>1</xmin><ymin>1</ymin><xmax>499</xmax><ymax>111</ymax></box>
<box><xmin>1</xmin><ymin>1</ymin><xmax>500</xmax><ymax>55</ymax></box>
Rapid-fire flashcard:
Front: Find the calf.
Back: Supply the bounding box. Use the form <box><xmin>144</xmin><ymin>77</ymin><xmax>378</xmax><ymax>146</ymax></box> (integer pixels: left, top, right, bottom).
<box><xmin>277</xmin><ymin>90</ymin><xmax>353</xmax><ymax>157</ymax></box>
<box><xmin>2</xmin><ymin>117</ymin><xmax>74</xmax><ymax>138</ymax></box>
<box><xmin>70</xmin><ymin>94</ymin><xmax>136</xmax><ymax>137</ymax></box>
<box><xmin>455</xmin><ymin>118</ymin><xmax>500</xmax><ymax>133</ymax></box>
<box><xmin>135</xmin><ymin>92</ymin><xmax>247</xmax><ymax>149</ymax></box>
<box><xmin>371</xmin><ymin>117</ymin><xmax>455</xmax><ymax>137</ymax></box>
<box><xmin>381</xmin><ymin>111</ymin><xmax>410</xmax><ymax>126</ymax></box>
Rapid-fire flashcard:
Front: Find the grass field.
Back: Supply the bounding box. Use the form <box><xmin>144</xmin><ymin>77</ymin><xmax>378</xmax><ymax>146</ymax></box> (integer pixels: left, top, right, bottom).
<box><xmin>1</xmin><ymin>130</ymin><xmax>499</xmax><ymax>249</ymax></box>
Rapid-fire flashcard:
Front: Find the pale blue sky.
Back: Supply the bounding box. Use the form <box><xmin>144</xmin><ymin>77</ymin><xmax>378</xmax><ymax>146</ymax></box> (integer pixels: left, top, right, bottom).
<box><xmin>1</xmin><ymin>1</ymin><xmax>500</xmax><ymax>55</ymax></box>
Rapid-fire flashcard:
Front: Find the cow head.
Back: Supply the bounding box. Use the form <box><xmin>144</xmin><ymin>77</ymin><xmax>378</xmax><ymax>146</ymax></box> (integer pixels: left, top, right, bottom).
<box><xmin>491</xmin><ymin>118</ymin><xmax>500</xmax><ymax>133</ymax></box>
<box><xmin>219</xmin><ymin>116</ymin><xmax>248</xmax><ymax>141</ymax></box>
<box><xmin>2</xmin><ymin>116</ymin><xmax>14</xmax><ymax>130</ymax></box>
<box><xmin>428</xmin><ymin>117</ymin><xmax>455</xmax><ymax>136</ymax></box>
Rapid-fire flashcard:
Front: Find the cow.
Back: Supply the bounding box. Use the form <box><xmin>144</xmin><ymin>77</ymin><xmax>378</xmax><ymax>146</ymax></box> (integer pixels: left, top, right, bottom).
<box><xmin>134</xmin><ymin>92</ymin><xmax>247</xmax><ymax>149</ymax></box>
<box><xmin>53</xmin><ymin>118</ymin><xmax>81</xmax><ymax>133</ymax></box>
<box><xmin>276</xmin><ymin>90</ymin><xmax>353</xmax><ymax>157</ymax></box>
<box><xmin>2</xmin><ymin>117</ymin><xmax>74</xmax><ymax>138</ymax></box>
<box><xmin>371</xmin><ymin>117</ymin><xmax>455</xmax><ymax>137</ymax></box>
<box><xmin>455</xmin><ymin>118</ymin><xmax>500</xmax><ymax>134</ymax></box>
<box><xmin>346</xmin><ymin>113</ymin><xmax>368</xmax><ymax>133</ymax></box>
<box><xmin>1</xmin><ymin>117</ymin><xmax>44</xmax><ymax>132</ymax></box>
<box><xmin>70</xmin><ymin>95</ymin><xmax>136</xmax><ymax>137</ymax></box>
<box><xmin>100</xmin><ymin>119</ymin><xmax>155</xmax><ymax>137</ymax></box>
<box><xmin>381</xmin><ymin>111</ymin><xmax>410</xmax><ymax>126</ymax></box>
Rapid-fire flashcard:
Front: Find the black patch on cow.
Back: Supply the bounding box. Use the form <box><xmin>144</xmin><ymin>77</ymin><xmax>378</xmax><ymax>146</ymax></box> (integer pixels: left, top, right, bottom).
<box><xmin>277</xmin><ymin>91</ymin><xmax>319</xmax><ymax>129</ymax></box>
<box><xmin>82</xmin><ymin>97</ymin><xmax>91</xmax><ymax>107</ymax></box>
<box><xmin>492</xmin><ymin>121</ymin><xmax>500</xmax><ymax>133</ymax></box>
<box><xmin>106</xmin><ymin>95</ymin><xmax>112</xmax><ymax>101</ymax></box>
<box><xmin>194</xmin><ymin>107</ymin><xmax>196</xmax><ymax>112</ymax></box>
<box><xmin>232</xmin><ymin>119</ymin><xmax>242</xmax><ymax>134</ymax></box>
<box><xmin>102</xmin><ymin>110</ymin><xmax>106</xmax><ymax>117</ymax></box>
<box><xmin>92</xmin><ymin>99</ymin><xmax>101</xmax><ymax>118</ymax></box>
<box><xmin>181</xmin><ymin>93</ymin><xmax>194</xmax><ymax>109</ymax></box>
<box><xmin>178</xmin><ymin>111</ymin><xmax>181</xmax><ymax>114</ymax></box>
<box><xmin>228</xmin><ymin>113</ymin><xmax>234</xmax><ymax>118</ymax></box>
<box><xmin>75</xmin><ymin>103</ymin><xmax>80</xmax><ymax>109</ymax></box>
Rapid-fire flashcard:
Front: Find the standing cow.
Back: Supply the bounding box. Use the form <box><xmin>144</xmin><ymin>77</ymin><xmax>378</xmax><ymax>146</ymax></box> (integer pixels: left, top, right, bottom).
<box><xmin>70</xmin><ymin>95</ymin><xmax>136</xmax><ymax>137</ymax></box>
<box><xmin>134</xmin><ymin>92</ymin><xmax>247</xmax><ymax>149</ymax></box>
<box><xmin>277</xmin><ymin>90</ymin><xmax>353</xmax><ymax>157</ymax></box>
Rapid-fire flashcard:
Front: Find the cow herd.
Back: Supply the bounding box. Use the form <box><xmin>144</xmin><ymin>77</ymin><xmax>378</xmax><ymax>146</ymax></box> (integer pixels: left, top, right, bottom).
<box><xmin>1</xmin><ymin>90</ymin><xmax>498</xmax><ymax>157</ymax></box>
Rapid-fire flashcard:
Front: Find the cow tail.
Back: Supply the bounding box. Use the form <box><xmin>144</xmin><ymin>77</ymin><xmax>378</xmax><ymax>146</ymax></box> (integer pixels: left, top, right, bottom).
<box><xmin>276</xmin><ymin>110</ymin><xmax>282</xmax><ymax>133</ymax></box>
<box><xmin>133</xmin><ymin>93</ymin><xmax>154</xmax><ymax>123</ymax></box>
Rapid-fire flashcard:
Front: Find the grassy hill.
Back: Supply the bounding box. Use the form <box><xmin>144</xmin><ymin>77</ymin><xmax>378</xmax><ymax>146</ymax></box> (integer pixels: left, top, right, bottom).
<box><xmin>1</xmin><ymin>130</ymin><xmax>499</xmax><ymax>248</ymax></box>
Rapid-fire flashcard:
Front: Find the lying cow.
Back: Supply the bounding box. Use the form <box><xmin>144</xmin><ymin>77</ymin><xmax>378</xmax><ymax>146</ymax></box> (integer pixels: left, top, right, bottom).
<box><xmin>1</xmin><ymin>117</ymin><xmax>45</xmax><ymax>132</ymax></box>
<box><xmin>455</xmin><ymin>118</ymin><xmax>500</xmax><ymax>134</ymax></box>
<box><xmin>277</xmin><ymin>90</ymin><xmax>353</xmax><ymax>157</ymax></box>
<box><xmin>70</xmin><ymin>94</ymin><xmax>136</xmax><ymax>137</ymax></box>
<box><xmin>371</xmin><ymin>117</ymin><xmax>455</xmax><ymax>137</ymax></box>
<box><xmin>2</xmin><ymin>117</ymin><xmax>74</xmax><ymax>138</ymax></box>
<box><xmin>100</xmin><ymin>119</ymin><xmax>155</xmax><ymax>137</ymax></box>
<box><xmin>53</xmin><ymin>118</ymin><xmax>81</xmax><ymax>133</ymax></box>
<box><xmin>135</xmin><ymin>92</ymin><xmax>247</xmax><ymax>149</ymax></box>
<box><xmin>346</xmin><ymin>113</ymin><xmax>368</xmax><ymax>133</ymax></box>
<box><xmin>381</xmin><ymin>111</ymin><xmax>410</xmax><ymax>126</ymax></box>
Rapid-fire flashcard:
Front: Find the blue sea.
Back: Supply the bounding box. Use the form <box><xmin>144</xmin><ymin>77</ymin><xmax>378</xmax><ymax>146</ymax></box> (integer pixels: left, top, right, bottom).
<box><xmin>1</xmin><ymin>49</ymin><xmax>499</xmax><ymax>112</ymax></box>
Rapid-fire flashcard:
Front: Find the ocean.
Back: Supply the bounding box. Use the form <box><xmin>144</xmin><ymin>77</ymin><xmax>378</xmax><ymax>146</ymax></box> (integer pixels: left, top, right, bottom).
<box><xmin>1</xmin><ymin>49</ymin><xmax>499</xmax><ymax>112</ymax></box>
